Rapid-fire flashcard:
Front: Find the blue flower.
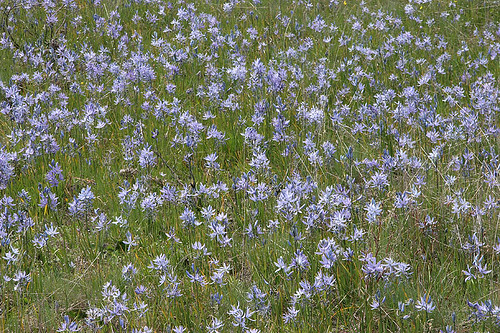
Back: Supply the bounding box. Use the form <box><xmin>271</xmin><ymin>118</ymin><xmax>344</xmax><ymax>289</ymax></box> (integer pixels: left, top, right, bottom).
<box><xmin>415</xmin><ymin>294</ymin><xmax>436</xmax><ymax>313</ymax></box>
<box><xmin>57</xmin><ymin>315</ymin><xmax>80</xmax><ymax>332</ymax></box>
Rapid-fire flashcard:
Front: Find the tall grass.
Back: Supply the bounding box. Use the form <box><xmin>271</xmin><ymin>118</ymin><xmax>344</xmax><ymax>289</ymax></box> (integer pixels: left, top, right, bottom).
<box><xmin>0</xmin><ymin>0</ymin><xmax>499</xmax><ymax>331</ymax></box>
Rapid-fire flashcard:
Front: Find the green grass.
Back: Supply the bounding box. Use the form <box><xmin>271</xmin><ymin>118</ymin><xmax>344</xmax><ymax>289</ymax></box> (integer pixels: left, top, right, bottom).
<box><xmin>0</xmin><ymin>0</ymin><xmax>499</xmax><ymax>331</ymax></box>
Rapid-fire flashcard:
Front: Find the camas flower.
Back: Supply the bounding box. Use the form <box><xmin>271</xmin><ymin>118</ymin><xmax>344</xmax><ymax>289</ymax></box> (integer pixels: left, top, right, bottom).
<box><xmin>138</xmin><ymin>144</ymin><xmax>156</xmax><ymax>168</ymax></box>
<box><xmin>68</xmin><ymin>186</ymin><xmax>94</xmax><ymax>217</ymax></box>
<box><xmin>365</xmin><ymin>199</ymin><xmax>382</xmax><ymax>224</ymax></box>
<box><xmin>0</xmin><ymin>149</ymin><xmax>15</xmax><ymax>190</ymax></box>
<box><xmin>415</xmin><ymin>294</ymin><xmax>436</xmax><ymax>313</ymax></box>
<box><xmin>46</xmin><ymin>160</ymin><xmax>64</xmax><ymax>187</ymax></box>
<box><xmin>57</xmin><ymin>315</ymin><xmax>80</xmax><ymax>332</ymax></box>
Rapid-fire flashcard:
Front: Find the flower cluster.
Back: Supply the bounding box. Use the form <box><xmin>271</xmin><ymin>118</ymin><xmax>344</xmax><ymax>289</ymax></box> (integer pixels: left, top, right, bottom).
<box><xmin>0</xmin><ymin>0</ymin><xmax>498</xmax><ymax>331</ymax></box>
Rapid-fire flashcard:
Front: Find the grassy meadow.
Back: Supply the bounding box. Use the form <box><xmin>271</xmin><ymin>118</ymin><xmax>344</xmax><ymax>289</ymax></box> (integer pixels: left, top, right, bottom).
<box><xmin>0</xmin><ymin>0</ymin><xmax>499</xmax><ymax>331</ymax></box>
